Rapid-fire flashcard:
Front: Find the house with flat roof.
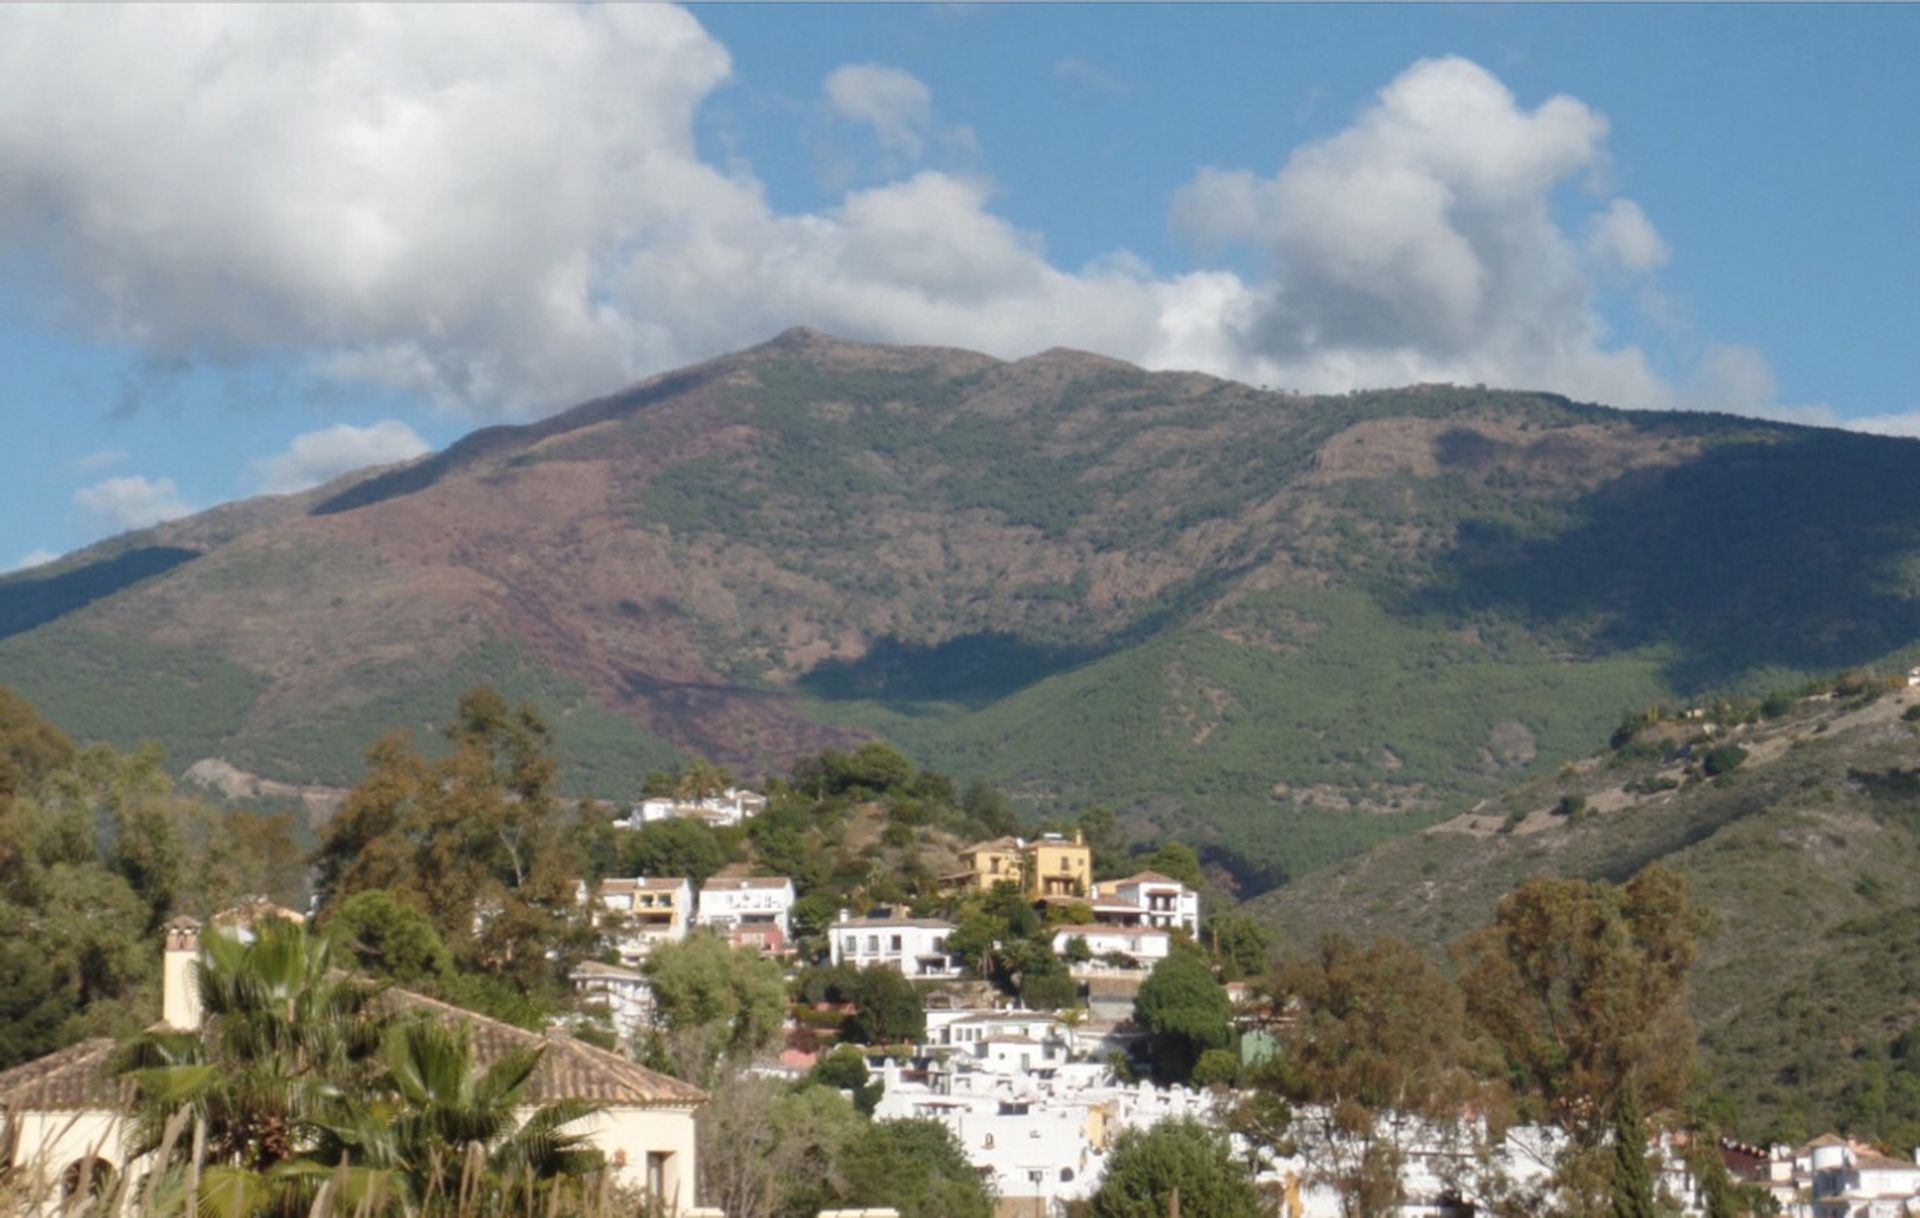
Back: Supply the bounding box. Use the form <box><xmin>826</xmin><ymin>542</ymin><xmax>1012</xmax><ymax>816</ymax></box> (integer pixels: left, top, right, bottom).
<box><xmin>580</xmin><ymin>876</ymin><xmax>693</xmax><ymax>964</ymax></box>
<box><xmin>828</xmin><ymin>909</ymin><xmax>963</xmax><ymax>978</ymax></box>
<box><xmin>695</xmin><ymin>875</ymin><xmax>796</xmax><ymax>954</ymax></box>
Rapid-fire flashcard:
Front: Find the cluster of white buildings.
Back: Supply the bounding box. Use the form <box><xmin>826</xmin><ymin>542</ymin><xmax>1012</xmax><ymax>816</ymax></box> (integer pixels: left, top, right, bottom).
<box><xmin>824</xmin><ymin>874</ymin><xmax>1203</xmax><ymax>983</ymax></box>
<box><xmin>613</xmin><ymin>787</ymin><xmax>768</xmax><ymax>830</ymax></box>
<box><xmin>1721</xmin><ymin>1135</ymin><xmax>1920</xmax><ymax>1217</ymax></box>
<box><xmin>577</xmin><ymin>874</ymin><xmax>796</xmax><ymax>963</ymax></box>
<box><xmin>855</xmin><ymin>1000</ymin><xmax>1560</xmax><ymax>1216</ymax></box>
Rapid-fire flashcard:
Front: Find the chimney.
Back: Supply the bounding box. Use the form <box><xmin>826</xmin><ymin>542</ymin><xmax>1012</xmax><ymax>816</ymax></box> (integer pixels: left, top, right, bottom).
<box><xmin>162</xmin><ymin>916</ymin><xmax>204</xmax><ymax>1031</ymax></box>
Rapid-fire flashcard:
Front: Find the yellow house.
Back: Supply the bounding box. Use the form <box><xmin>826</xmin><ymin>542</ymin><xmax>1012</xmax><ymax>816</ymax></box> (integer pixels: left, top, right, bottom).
<box><xmin>954</xmin><ymin>836</ymin><xmax>1024</xmax><ymax>892</ymax></box>
<box><xmin>950</xmin><ymin>833</ymin><xmax>1091</xmax><ymax>900</ymax></box>
<box><xmin>1026</xmin><ymin>833</ymin><xmax>1090</xmax><ymax>899</ymax></box>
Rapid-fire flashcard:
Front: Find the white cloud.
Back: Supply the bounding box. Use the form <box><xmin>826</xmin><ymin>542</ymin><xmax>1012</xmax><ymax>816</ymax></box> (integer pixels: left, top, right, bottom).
<box><xmin>823</xmin><ymin>63</ymin><xmax>935</xmax><ymax>158</ymax></box>
<box><xmin>73</xmin><ymin>448</ymin><xmax>129</xmax><ymax>475</ymax></box>
<box><xmin>1687</xmin><ymin>343</ymin><xmax>1779</xmax><ymax>413</ymax></box>
<box><xmin>1053</xmin><ymin>57</ymin><xmax>1128</xmax><ymax>97</ymax></box>
<box><xmin>5</xmin><ymin>549</ymin><xmax>59</xmax><ymax>573</ymax></box>
<box><xmin>1169</xmin><ymin>55</ymin><xmax>1674</xmax><ymax>407</ymax></box>
<box><xmin>73</xmin><ymin>475</ymin><xmax>192</xmax><ymax>531</ymax></box>
<box><xmin>1844</xmin><ymin>413</ymin><xmax>1920</xmax><ymax>439</ymax></box>
<box><xmin>250</xmin><ymin>419</ymin><xmax>432</xmax><ymax>494</ymax></box>
<box><xmin>1587</xmin><ymin>198</ymin><xmax>1670</xmax><ymax>275</ymax></box>
<box><xmin>0</xmin><ymin>16</ymin><xmax>1748</xmax><ymax>418</ymax></box>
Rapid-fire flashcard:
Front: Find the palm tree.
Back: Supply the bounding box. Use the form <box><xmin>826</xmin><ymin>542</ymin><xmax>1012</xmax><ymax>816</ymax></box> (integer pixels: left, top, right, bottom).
<box><xmin>115</xmin><ymin>918</ymin><xmax>606</xmax><ymax>1217</ymax></box>
<box><xmin>117</xmin><ymin>918</ymin><xmax>390</xmax><ymax>1216</ymax></box>
<box><xmin>320</xmin><ymin>1019</ymin><xmax>603</xmax><ymax>1212</ymax></box>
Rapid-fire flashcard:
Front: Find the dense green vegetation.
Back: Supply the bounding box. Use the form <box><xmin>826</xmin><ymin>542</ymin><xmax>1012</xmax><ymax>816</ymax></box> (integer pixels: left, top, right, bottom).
<box><xmin>229</xmin><ymin>640</ymin><xmax>683</xmax><ymax>797</ymax></box>
<box><xmin>0</xmin><ymin>690</ymin><xmax>311</xmax><ymax>1070</ymax></box>
<box><xmin>805</xmin><ymin>589</ymin><xmax>1673</xmax><ymax>885</ymax></box>
<box><xmin>0</xmin><ymin>626</ymin><xmax>265</xmax><ymax>767</ymax></box>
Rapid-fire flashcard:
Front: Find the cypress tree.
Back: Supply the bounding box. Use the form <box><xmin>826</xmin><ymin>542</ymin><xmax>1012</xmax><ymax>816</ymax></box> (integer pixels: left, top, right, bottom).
<box><xmin>1609</xmin><ymin>1085</ymin><xmax>1658</xmax><ymax>1218</ymax></box>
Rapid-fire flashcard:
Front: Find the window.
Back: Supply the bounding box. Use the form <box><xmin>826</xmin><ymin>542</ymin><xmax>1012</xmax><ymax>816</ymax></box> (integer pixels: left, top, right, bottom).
<box><xmin>866</xmin><ymin>934</ymin><xmax>879</xmax><ymax>953</ymax></box>
<box><xmin>646</xmin><ymin>1152</ymin><xmax>670</xmax><ymax>1200</ymax></box>
<box><xmin>890</xmin><ymin>934</ymin><xmax>903</xmax><ymax>952</ymax></box>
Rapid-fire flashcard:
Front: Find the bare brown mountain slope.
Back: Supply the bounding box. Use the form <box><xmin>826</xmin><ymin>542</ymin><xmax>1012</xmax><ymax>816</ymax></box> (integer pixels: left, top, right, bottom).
<box><xmin>5</xmin><ymin>327</ymin><xmax>1920</xmax><ymax>884</ymax></box>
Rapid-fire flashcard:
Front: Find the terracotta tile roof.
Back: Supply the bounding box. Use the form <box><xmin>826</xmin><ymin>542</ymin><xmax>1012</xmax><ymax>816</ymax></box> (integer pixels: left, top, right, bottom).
<box><xmin>962</xmin><ymin>837</ymin><xmax>1021</xmax><ymax>855</ymax></box>
<box><xmin>599</xmin><ymin>877</ymin><xmax>687</xmax><ymax>895</ymax></box>
<box><xmin>382</xmin><ymin>988</ymin><xmax>704</xmax><ymax>1108</ymax></box>
<box><xmin>569</xmin><ymin>961</ymin><xmax>648</xmax><ymax>981</ymax></box>
<box><xmin>0</xmin><ymin>1039</ymin><xmax>124</xmax><ymax>1113</ymax></box>
<box><xmin>699</xmin><ymin>877</ymin><xmax>793</xmax><ymax>892</ymax></box>
<box><xmin>1104</xmin><ymin>872</ymin><xmax>1182</xmax><ymax>888</ymax></box>
<box><xmin>1852</xmin><ymin>1150</ymin><xmax>1920</xmax><ymax>1173</ymax></box>
<box><xmin>1052</xmin><ymin>924</ymin><xmax>1170</xmax><ymax>939</ymax></box>
<box><xmin>834</xmin><ymin>916</ymin><xmax>956</xmax><ymax>931</ymax></box>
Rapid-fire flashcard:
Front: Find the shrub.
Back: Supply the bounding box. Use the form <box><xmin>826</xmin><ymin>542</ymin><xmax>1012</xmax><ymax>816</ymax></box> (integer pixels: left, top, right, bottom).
<box><xmin>1703</xmin><ymin>744</ymin><xmax>1749</xmax><ymax>777</ymax></box>
<box><xmin>1192</xmin><ymin>1048</ymin><xmax>1243</xmax><ymax>1088</ymax></box>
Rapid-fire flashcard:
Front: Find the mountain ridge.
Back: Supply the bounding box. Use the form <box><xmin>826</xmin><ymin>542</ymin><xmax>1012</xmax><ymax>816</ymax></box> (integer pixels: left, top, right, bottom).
<box><xmin>3</xmin><ymin>330</ymin><xmax>1919</xmax><ymax>887</ymax></box>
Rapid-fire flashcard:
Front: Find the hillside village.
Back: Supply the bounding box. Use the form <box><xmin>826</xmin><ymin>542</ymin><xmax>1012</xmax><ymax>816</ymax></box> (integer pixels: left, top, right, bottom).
<box><xmin>1</xmin><ymin>5</ymin><xmax>1915</xmax><ymax>1215</ymax></box>
<box><xmin>10</xmin><ymin>667</ymin><xmax>1920</xmax><ymax>1218</ymax></box>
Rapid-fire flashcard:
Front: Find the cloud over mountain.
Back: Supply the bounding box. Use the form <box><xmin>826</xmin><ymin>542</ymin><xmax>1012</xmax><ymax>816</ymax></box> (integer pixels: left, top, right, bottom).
<box><xmin>250</xmin><ymin>420</ymin><xmax>432</xmax><ymax>494</ymax></box>
<box><xmin>0</xmin><ymin>10</ymin><xmax>1746</xmax><ymax>417</ymax></box>
<box><xmin>72</xmin><ymin>475</ymin><xmax>193</xmax><ymax>531</ymax></box>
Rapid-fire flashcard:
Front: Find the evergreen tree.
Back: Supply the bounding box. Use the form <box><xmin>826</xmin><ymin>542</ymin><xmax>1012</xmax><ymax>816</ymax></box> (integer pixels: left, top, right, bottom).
<box><xmin>1608</xmin><ymin>1086</ymin><xmax>1657</xmax><ymax>1218</ymax></box>
<box><xmin>1090</xmin><ymin>1118</ymin><xmax>1262</xmax><ymax>1218</ymax></box>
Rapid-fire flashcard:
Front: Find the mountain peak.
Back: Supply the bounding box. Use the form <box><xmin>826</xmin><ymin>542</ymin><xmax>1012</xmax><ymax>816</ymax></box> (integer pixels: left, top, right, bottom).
<box><xmin>758</xmin><ymin>325</ymin><xmax>859</xmax><ymax>354</ymax></box>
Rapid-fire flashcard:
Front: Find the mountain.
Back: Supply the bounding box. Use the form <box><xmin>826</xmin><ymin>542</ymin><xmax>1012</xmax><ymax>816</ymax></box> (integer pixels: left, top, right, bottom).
<box><xmin>1250</xmin><ymin>677</ymin><xmax>1920</xmax><ymax>1143</ymax></box>
<box><xmin>4</xmin><ymin>327</ymin><xmax>1920</xmax><ymax>888</ymax></box>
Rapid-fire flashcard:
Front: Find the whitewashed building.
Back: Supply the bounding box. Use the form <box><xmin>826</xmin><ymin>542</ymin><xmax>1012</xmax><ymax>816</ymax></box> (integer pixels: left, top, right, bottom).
<box><xmin>1802</xmin><ymin>1136</ymin><xmax>1920</xmax><ymax>1218</ymax></box>
<box><xmin>1093</xmin><ymin>872</ymin><xmax>1201</xmax><ymax>935</ymax></box>
<box><xmin>829</xmin><ymin>910</ymin><xmax>963</xmax><ymax>978</ymax></box>
<box><xmin>695</xmin><ymin>876</ymin><xmax>795</xmax><ymax>954</ymax></box>
<box><xmin>621</xmin><ymin>788</ymin><xmax>768</xmax><ymax>830</ymax></box>
<box><xmin>569</xmin><ymin>960</ymin><xmax>656</xmax><ymax>1047</ymax></box>
<box><xmin>1052</xmin><ymin>924</ymin><xmax>1171</xmax><ymax>967</ymax></box>
<box><xmin>581</xmin><ymin>876</ymin><xmax>693</xmax><ymax>964</ymax></box>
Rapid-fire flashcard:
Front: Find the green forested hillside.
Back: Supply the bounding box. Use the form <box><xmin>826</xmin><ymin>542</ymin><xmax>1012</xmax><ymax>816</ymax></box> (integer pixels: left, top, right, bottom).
<box><xmin>2</xmin><ymin>329</ymin><xmax>1919</xmax><ymax>889</ymax></box>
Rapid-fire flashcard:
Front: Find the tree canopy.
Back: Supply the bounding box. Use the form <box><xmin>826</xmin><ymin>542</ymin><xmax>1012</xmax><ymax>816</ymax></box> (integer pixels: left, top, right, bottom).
<box><xmin>1089</xmin><ymin>1117</ymin><xmax>1263</xmax><ymax>1218</ymax></box>
<box><xmin>1134</xmin><ymin>947</ymin><xmax>1232</xmax><ymax>1085</ymax></box>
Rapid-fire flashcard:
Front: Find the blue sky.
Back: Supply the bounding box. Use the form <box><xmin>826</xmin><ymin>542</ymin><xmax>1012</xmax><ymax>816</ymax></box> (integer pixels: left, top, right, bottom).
<box><xmin>1</xmin><ymin>4</ymin><xmax>1915</xmax><ymax>571</ymax></box>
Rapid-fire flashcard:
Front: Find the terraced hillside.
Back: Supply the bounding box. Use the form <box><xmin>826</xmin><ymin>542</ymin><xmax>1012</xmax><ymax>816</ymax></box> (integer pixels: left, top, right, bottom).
<box><xmin>3</xmin><ymin>327</ymin><xmax>1919</xmax><ymax>885</ymax></box>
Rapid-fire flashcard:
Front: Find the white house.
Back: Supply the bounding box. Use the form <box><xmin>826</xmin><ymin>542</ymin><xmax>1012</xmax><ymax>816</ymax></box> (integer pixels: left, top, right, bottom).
<box><xmin>0</xmin><ymin>915</ymin><xmax>708</xmax><ymax>1212</ymax></box>
<box><xmin>695</xmin><ymin>876</ymin><xmax>796</xmax><ymax>954</ymax></box>
<box><xmin>1805</xmin><ymin>1136</ymin><xmax>1920</xmax><ymax>1218</ymax></box>
<box><xmin>623</xmin><ymin>788</ymin><xmax>768</xmax><ymax>830</ymax></box>
<box><xmin>1093</xmin><ymin>872</ymin><xmax>1200</xmax><ymax>935</ymax></box>
<box><xmin>1052</xmin><ymin>924</ymin><xmax>1171</xmax><ymax>968</ymax></box>
<box><xmin>580</xmin><ymin>876</ymin><xmax>693</xmax><ymax>964</ymax></box>
<box><xmin>829</xmin><ymin>910</ymin><xmax>962</xmax><ymax>978</ymax></box>
<box><xmin>569</xmin><ymin>960</ymin><xmax>656</xmax><ymax>1047</ymax></box>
